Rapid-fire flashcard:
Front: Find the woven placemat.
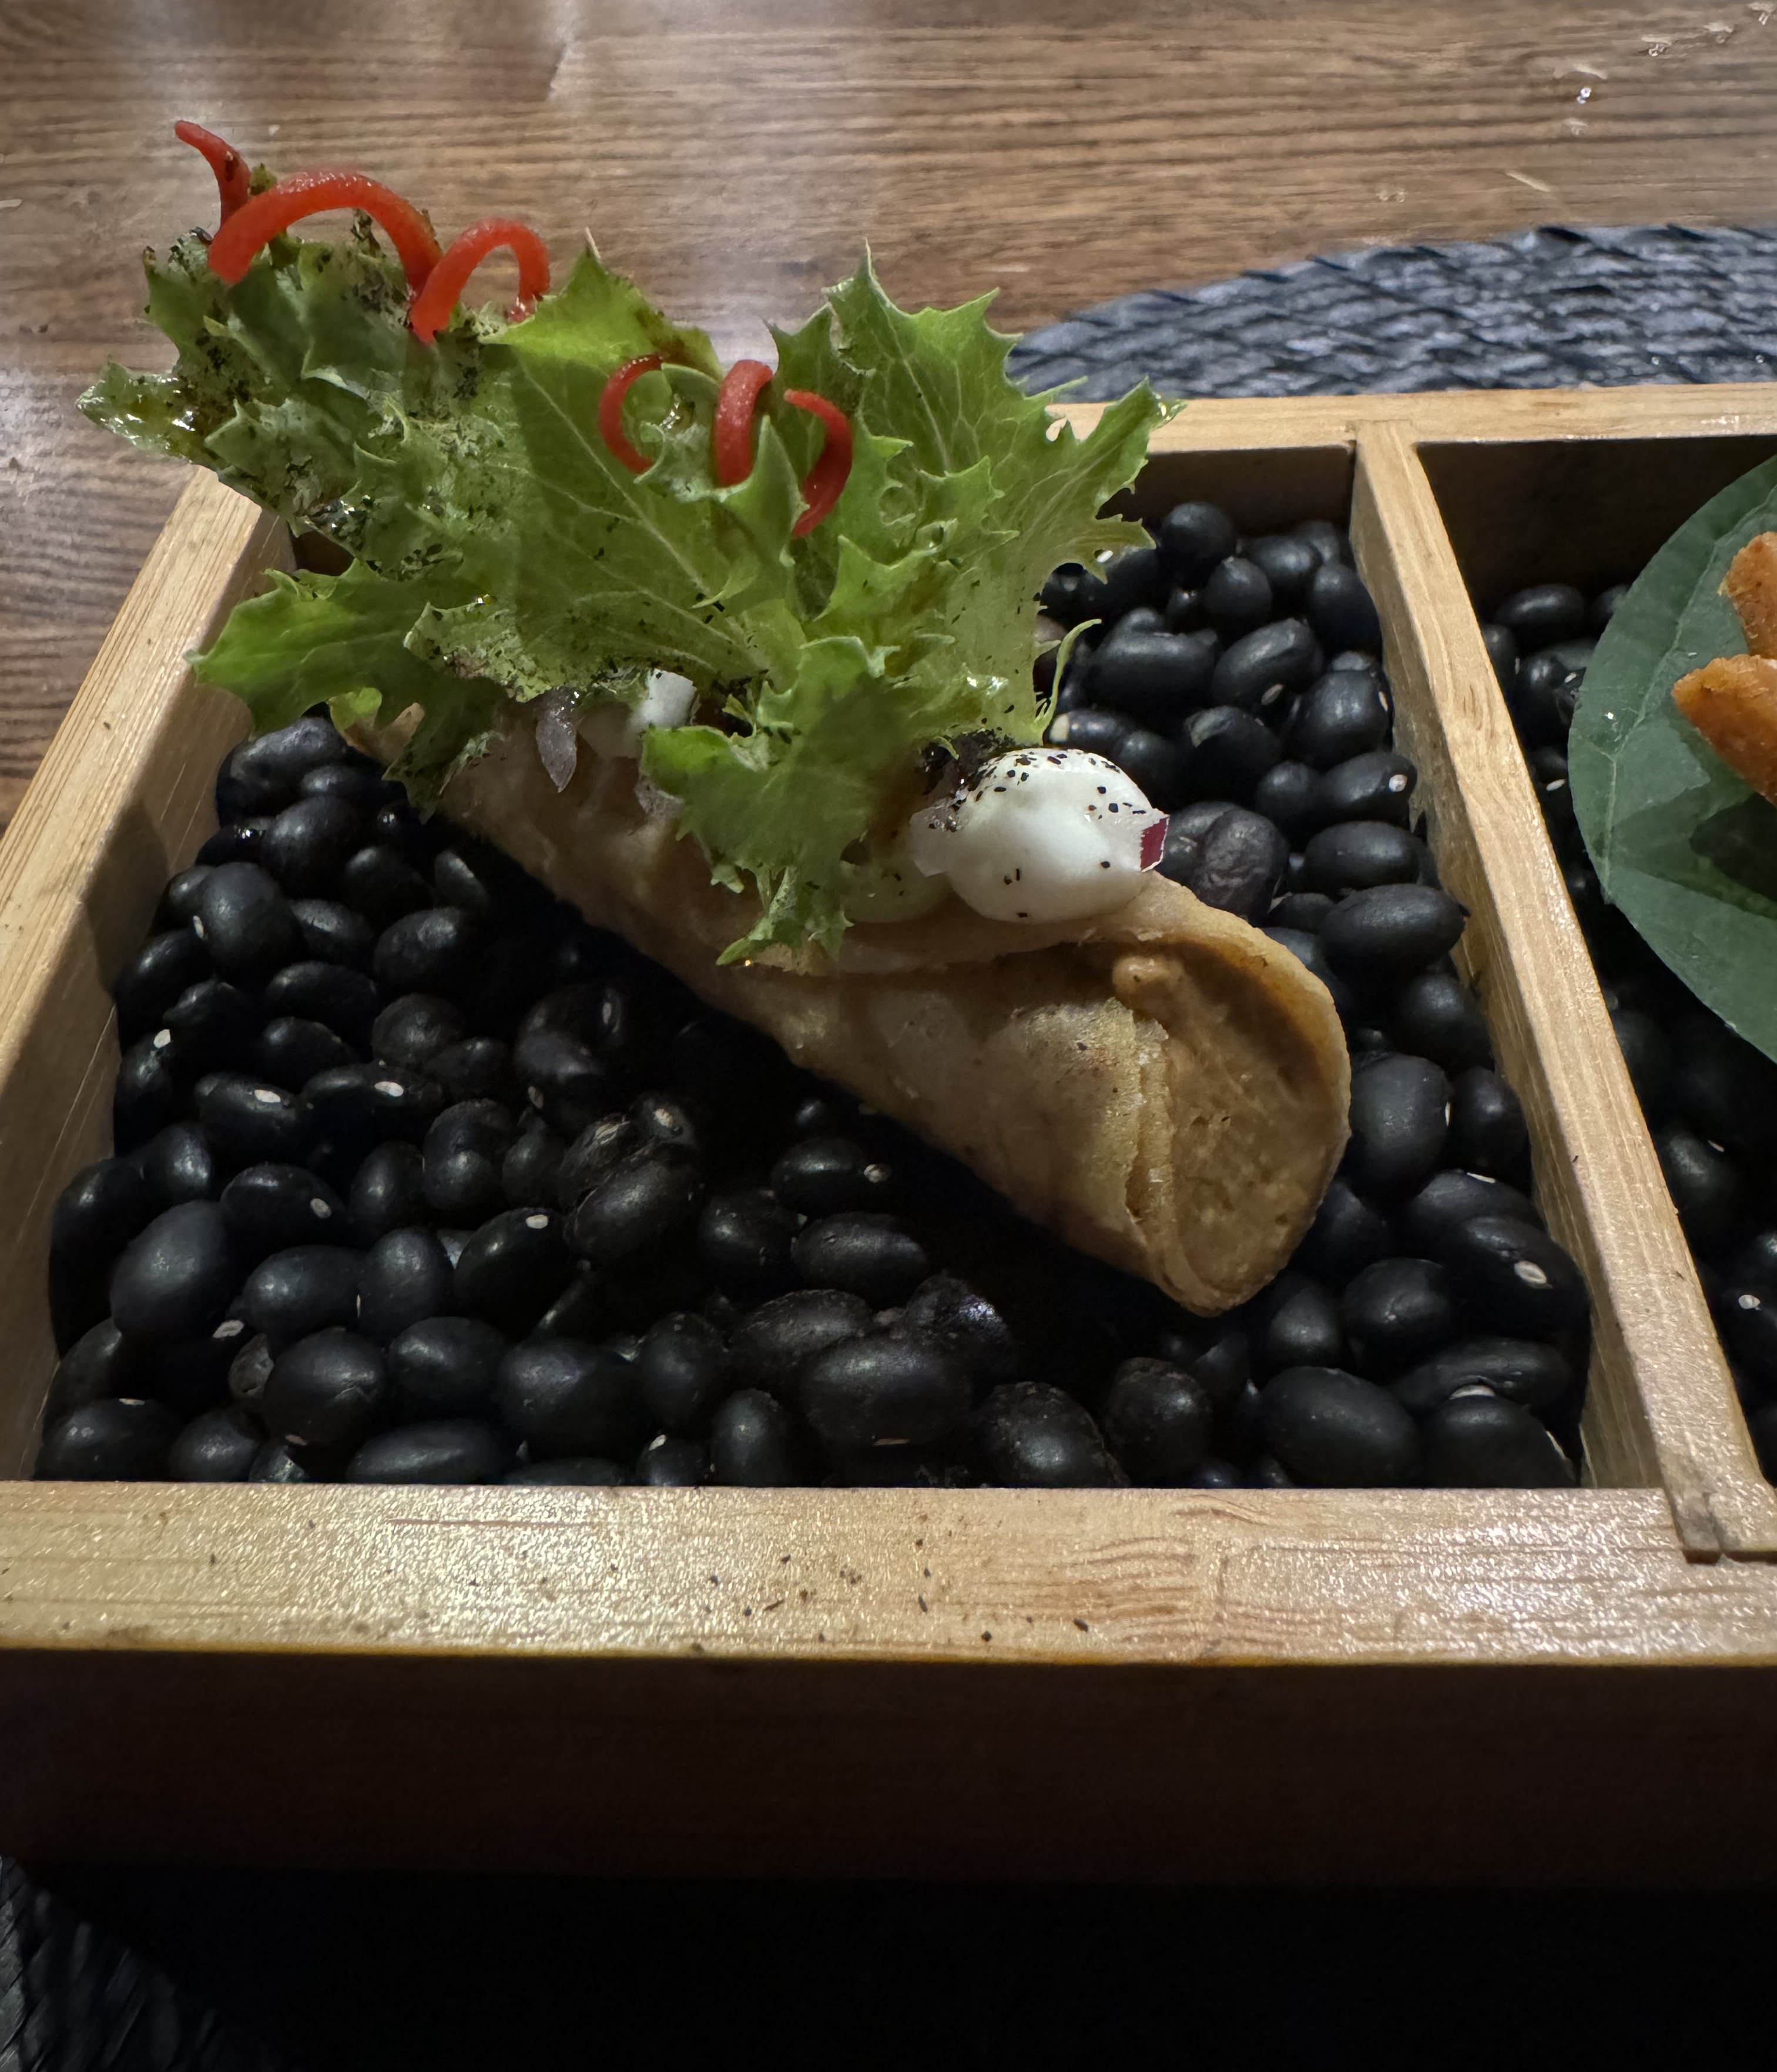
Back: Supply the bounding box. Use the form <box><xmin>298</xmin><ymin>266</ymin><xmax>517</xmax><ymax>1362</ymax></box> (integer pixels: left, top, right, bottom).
<box><xmin>9</xmin><ymin>217</ymin><xmax>1776</xmax><ymax>2071</ymax></box>
<box><xmin>1008</xmin><ymin>223</ymin><xmax>1777</xmax><ymax>398</ymax></box>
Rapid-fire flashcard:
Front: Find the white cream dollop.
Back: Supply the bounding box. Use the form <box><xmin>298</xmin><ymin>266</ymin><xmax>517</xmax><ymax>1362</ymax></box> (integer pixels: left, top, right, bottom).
<box><xmin>578</xmin><ymin>669</ymin><xmax>698</xmax><ymax>760</ymax></box>
<box><xmin>906</xmin><ymin>747</ymin><xmax>1164</xmax><ymax>923</ymax></box>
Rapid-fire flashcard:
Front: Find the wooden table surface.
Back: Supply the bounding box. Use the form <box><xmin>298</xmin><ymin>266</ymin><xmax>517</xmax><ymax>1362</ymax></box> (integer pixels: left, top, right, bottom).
<box><xmin>3</xmin><ymin>0</ymin><xmax>1775</xmax><ymax>828</ymax></box>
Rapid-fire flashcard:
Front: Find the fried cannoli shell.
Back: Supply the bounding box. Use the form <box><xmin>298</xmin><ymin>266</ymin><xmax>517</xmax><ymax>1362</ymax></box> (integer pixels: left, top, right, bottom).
<box><xmin>408</xmin><ymin>732</ymin><xmax>1351</xmax><ymax>1316</ymax></box>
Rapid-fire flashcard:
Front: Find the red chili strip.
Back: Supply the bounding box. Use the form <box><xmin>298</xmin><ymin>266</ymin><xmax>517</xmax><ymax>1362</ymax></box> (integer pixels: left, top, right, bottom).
<box><xmin>207</xmin><ymin>168</ymin><xmax>442</xmax><ymax>291</ymax></box>
<box><xmin>783</xmin><ymin>388</ymin><xmax>853</xmax><ymax>536</ymax></box>
<box><xmin>712</xmin><ymin>359</ymin><xmax>774</xmax><ymax>487</ymax></box>
<box><xmin>408</xmin><ymin>218</ymin><xmax>551</xmax><ymax>343</ymax></box>
<box><xmin>598</xmin><ymin>355</ymin><xmax>664</xmax><ymax>473</ymax></box>
<box><xmin>174</xmin><ymin>120</ymin><xmax>250</xmax><ymax>224</ymax></box>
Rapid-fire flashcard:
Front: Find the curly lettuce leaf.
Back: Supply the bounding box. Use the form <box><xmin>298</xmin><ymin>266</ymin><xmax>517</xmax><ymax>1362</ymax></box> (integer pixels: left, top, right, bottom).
<box><xmin>84</xmin><ymin>214</ymin><xmax>1168</xmax><ymax>955</ymax></box>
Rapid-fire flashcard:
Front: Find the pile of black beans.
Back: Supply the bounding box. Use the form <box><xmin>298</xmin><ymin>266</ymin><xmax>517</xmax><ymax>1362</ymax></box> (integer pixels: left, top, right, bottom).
<box><xmin>1478</xmin><ymin>577</ymin><xmax>1777</xmax><ymax>1482</ymax></box>
<box><xmin>1037</xmin><ymin>502</ymin><xmax>1590</xmax><ymax>1490</ymax></box>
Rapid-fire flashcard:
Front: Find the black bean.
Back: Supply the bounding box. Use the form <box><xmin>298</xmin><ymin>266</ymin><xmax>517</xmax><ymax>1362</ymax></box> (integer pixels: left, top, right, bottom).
<box><xmin>1528</xmin><ymin>747</ymin><xmax>1578</xmax><ymax>849</ymax></box>
<box><xmin>1099</xmin><ymin>1357</ymin><xmax>1212</xmax><ymax>1482</ymax></box>
<box><xmin>455</xmin><ymin>1208</ymin><xmax>572</xmax><ymax>1335</ymax></box>
<box><xmin>1494</xmin><ymin>581</ymin><xmax>1587</xmax><ymax>647</ymax></box>
<box><xmin>246</xmin><ymin>1436</ymin><xmax>332</xmax><ymax>1483</ymax></box>
<box><xmin>1654</xmin><ymin>1123</ymin><xmax>1743</xmax><ymax>1255</ymax></box>
<box><xmin>770</xmin><ymin>1137</ymin><xmax>893</xmax><ymax>1218</ymax></box>
<box><xmin>502</xmin><ymin>1124</ymin><xmax>566</xmax><ymax>1210</ymax></box>
<box><xmin>346</xmin><ymin>1420</ymin><xmax>514</xmax><ymax>1485</ymax></box>
<box><xmin>168</xmin><ymin>1402</ymin><xmax>264</xmax><ymax>1482</ymax></box>
<box><xmin>515</xmin><ymin>1026</ymin><xmax>618</xmax><ymax>1139</ymax></box>
<box><xmin>1251</xmin><ymin>759</ymin><xmax>1322</xmax><ymax>845</ymax></box>
<box><xmin>556</xmin><ymin>1114</ymin><xmax>640</xmax><ymax>1209</ymax></box>
<box><xmin>1390</xmin><ymin>970</ymin><xmax>1492</xmax><ymax>1074</ymax></box>
<box><xmin>1048</xmin><ymin>706</ymin><xmax>1131</xmax><ymax>758</ymax></box>
<box><xmin>357</xmin><ymin>1227</ymin><xmax>455</xmax><ymax>1341</ymax></box>
<box><xmin>1610</xmin><ymin>1007</ymin><xmax>1673</xmax><ymax>1117</ymax></box>
<box><xmin>1447</xmin><ymin>1067</ymin><xmax>1529</xmax><ymax>1178</ymax></box>
<box><xmin>1179</xmin><ymin>705</ymin><xmax>1280</xmax><ymax>803</ymax></box>
<box><xmin>1210</xmin><ymin>619</ymin><xmax>1320</xmax><ymax>718</ymax></box>
<box><xmin>1099</xmin><ymin>546</ymin><xmax>1167</xmax><ymax>619</ymax></box>
<box><xmin>388</xmin><ymin>1316</ymin><xmax>509</xmax><ymax>1418</ymax></box>
<box><xmin>1732</xmin><ymin>1230</ymin><xmax>1777</xmax><ymax>1300</ymax></box>
<box><xmin>1270</xmin><ymin>892</ymin><xmax>1333</xmax><ymax>933</ymax></box>
<box><xmin>499</xmin><ymin>1337</ymin><xmax>643</xmax><ymax>1459</ymax></box>
<box><xmin>1156</xmin><ymin>501</ymin><xmax>1238</xmax><ymax>585</ymax></box>
<box><xmin>1479</xmin><ymin>621</ymin><xmax>1518</xmax><ymax>694</ymax></box>
<box><xmin>1088</xmin><ymin>628</ymin><xmax>1215</xmax><ymax>725</ymax></box>
<box><xmin>52</xmin><ymin>1157</ymin><xmax>156</xmax><ymax>1321</ymax></box>
<box><xmin>972</xmin><ymin>1382</ymin><xmax>1124</xmax><ymax>1487</ymax></box>
<box><xmin>1293</xmin><ymin>1178</ymin><xmax>1394</xmax><ymax>1284</ymax></box>
<box><xmin>288</xmin><ymin>898</ymin><xmax>378</xmax><ymax>971</ymax></box>
<box><xmin>1400</xmin><ymin>1170</ymin><xmax>1540</xmax><ymax>1256</ymax></box>
<box><xmin>1201</xmin><ymin>555</ymin><xmax>1273</xmax><ymax>637</ymax></box>
<box><xmin>1252</xmin><ymin>1277</ymin><xmax>1346</xmax><ymax>1377</ymax></box>
<box><xmin>348</xmin><ymin>1141</ymin><xmax>427</xmax><ymax>1244</ymax></box>
<box><xmin>635</xmin><ymin>1312</ymin><xmax>731</xmax><ymax>1433</ymax></box>
<box><xmin>1513</xmin><ymin>652</ymin><xmax>1581</xmax><ymax>750</ymax></box>
<box><xmin>1260</xmin><ymin>1366</ymin><xmax>1417</xmax><ymax>1486</ymax></box>
<box><xmin>1302</xmin><ymin>820</ymin><xmax>1423</xmax><ymax>897</ymax></box>
<box><xmin>1321</xmin><ymin>885</ymin><xmax>1466</xmax><ymax>986</ymax></box>
<box><xmin>195</xmin><ymin>1071</ymin><xmax>308</xmax><ymax>1167</ymax></box>
<box><xmin>699</xmin><ymin>1189</ymin><xmax>800</xmax><ymax>1291</ymax></box>
<box><xmin>1155</xmin><ymin>821</ymin><xmax>1201</xmax><ymax>886</ymax></box>
<box><xmin>1305</xmin><ymin>560</ymin><xmax>1382</xmax><ymax>653</ymax></box>
<box><xmin>196</xmin><ymin>823</ymin><xmax>266</xmax><ymax>867</ymax></box>
<box><xmin>264</xmin><ymin>1329</ymin><xmax>388</xmax><ymax>1449</ymax></box>
<box><xmin>259</xmin><ymin>795</ymin><xmax>363</xmax><ymax>896</ymax></box>
<box><xmin>45</xmin><ymin>1319</ymin><xmax>138</xmax><ymax>1426</ymax></box>
<box><xmin>422</xmin><ymin>1098</ymin><xmax>515</xmax><ymax>1227</ymax></box>
<box><xmin>790</xmin><ymin>1213</ymin><xmax>931</xmax><ymax>1307</ymax></box>
<box><xmin>374</xmin><ymin>993</ymin><xmax>469</xmax><ymax>1072</ymax></box>
<box><xmin>253</xmin><ymin>1016</ymin><xmax>357</xmax><ymax>1090</ymax></box>
<box><xmin>1340</xmin><ymin>1257</ymin><xmax>1458</xmax><ymax>1377</ymax></box>
<box><xmin>1292</xmin><ymin>518</ymin><xmax>1350</xmax><ymax>567</ymax></box>
<box><xmin>1437</xmin><ymin>1215</ymin><xmax>1588</xmax><ymax>1336</ymax></box>
<box><xmin>1669</xmin><ymin>1014</ymin><xmax>1777</xmax><ymax>1163</ymax></box>
<box><xmin>1261</xmin><ymin>927</ymin><xmax>1357</xmax><ymax>1024</ymax></box>
<box><xmin>1109</xmin><ymin>725</ymin><xmax>1187</xmax><ymax>809</ymax></box>
<box><xmin>113</xmin><ymin>1033</ymin><xmax>181</xmax><ymax>1150</ymax></box>
<box><xmin>432</xmin><ymin>839</ymin><xmax>525</xmax><ymax>917</ymax></box>
<box><xmin>730</xmin><ymin>1289</ymin><xmax>874</xmax><ymax>1398</ymax></box>
<box><xmin>227</xmin><ymin>1332</ymin><xmax>275</xmax><ymax>1410</ymax></box>
<box><xmin>108</xmin><ymin>1202</ymin><xmax>236</xmax><ymax>1343</ymax></box>
<box><xmin>337</xmin><ymin>845</ymin><xmax>435</xmax><ymax>929</ymax></box>
<box><xmin>264</xmin><ymin>961</ymin><xmax>382</xmax><ymax>1047</ymax></box>
<box><xmin>1721</xmin><ymin>1285</ymin><xmax>1777</xmax><ymax>1387</ymax></box>
<box><xmin>800</xmin><ymin>1328</ymin><xmax>970</xmax><ymax>1448</ymax></box>
<box><xmin>1312</xmin><ymin>749</ymin><xmax>1417</xmax><ymax>830</ymax></box>
<box><xmin>239</xmin><ymin>1245</ymin><xmax>361</xmax><ymax>1345</ymax></box>
<box><xmin>503</xmin><ymin>1456</ymin><xmax>628</xmax><ymax>1486</ymax></box>
<box><xmin>1183</xmin><ymin>807</ymin><xmax>1290</xmax><ymax>922</ymax></box>
<box><xmin>1245</xmin><ymin>533</ymin><xmax>1319</xmax><ymax>609</ymax></box>
<box><xmin>1288</xmin><ymin>670</ymin><xmax>1392</xmax><ymax>770</ymax></box>
<box><xmin>115</xmin><ymin>929</ymin><xmax>212</xmax><ymax>1045</ymax></box>
<box><xmin>900</xmin><ymin>1274</ymin><xmax>1019</xmax><ymax>1390</ymax></box>
<box><xmin>1419</xmin><ymin>1395</ymin><xmax>1576</xmax><ymax>1489</ymax></box>
<box><xmin>300</xmin><ymin>760</ymin><xmax>397</xmax><ymax>810</ymax></box>
<box><xmin>568</xmin><ymin>1148</ymin><xmax>705</xmax><ymax>1268</ymax></box>
<box><xmin>707</xmin><ymin>1388</ymin><xmax>799</xmax><ymax>1485</ymax></box>
<box><xmin>138</xmin><ymin>1121</ymin><xmax>219</xmax><ymax>1208</ymax></box>
<box><xmin>629</xmin><ymin>1091</ymin><xmax>702</xmax><ymax>1159</ymax></box>
<box><xmin>1345</xmin><ymin>1054</ymin><xmax>1451</xmax><ymax>1198</ymax></box>
<box><xmin>301</xmin><ymin>1063</ymin><xmax>441</xmax><ymax>1150</ymax></box>
<box><xmin>373</xmin><ymin>907</ymin><xmax>482</xmax><ymax>1002</ymax></box>
<box><xmin>36</xmin><ymin>1397</ymin><xmax>180</xmax><ymax>1480</ymax></box>
<box><xmin>193</xmin><ymin>862</ymin><xmax>303</xmax><ymax>982</ymax></box>
<box><xmin>1393</xmin><ymin>1335</ymin><xmax>1575</xmax><ymax>1417</ymax></box>
<box><xmin>217</xmin><ymin>716</ymin><xmax>347</xmax><ymax>818</ymax></box>
<box><xmin>133</xmin><ymin>1318</ymin><xmax>242</xmax><ymax>1417</ymax></box>
<box><xmin>162</xmin><ymin>979</ymin><xmax>263</xmax><ymax>1074</ymax></box>
<box><xmin>431</xmin><ymin>1037</ymin><xmax>517</xmax><ymax>1107</ymax></box>
<box><xmin>633</xmin><ymin>1434</ymin><xmax>710</xmax><ymax>1486</ymax></box>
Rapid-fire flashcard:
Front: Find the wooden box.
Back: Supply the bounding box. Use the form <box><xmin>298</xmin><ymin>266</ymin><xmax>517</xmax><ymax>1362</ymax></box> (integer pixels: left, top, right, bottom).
<box><xmin>7</xmin><ymin>391</ymin><xmax>1777</xmax><ymax>1885</ymax></box>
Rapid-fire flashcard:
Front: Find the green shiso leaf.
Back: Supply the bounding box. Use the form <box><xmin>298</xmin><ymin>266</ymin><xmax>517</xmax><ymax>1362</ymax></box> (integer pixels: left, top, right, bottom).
<box><xmin>1569</xmin><ymin>452</ymin><xmax>1777</xmax><ymax>1065</ymax></box>
<box><xmin>83</xmin><ymin>216</ymin><xmax>1167</xmax><ymax>953</ymax></box>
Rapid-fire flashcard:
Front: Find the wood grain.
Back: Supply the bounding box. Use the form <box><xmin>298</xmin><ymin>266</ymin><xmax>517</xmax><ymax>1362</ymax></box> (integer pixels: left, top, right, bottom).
<box><xmin>8</xmin><ymin>2</ymin><xmax>1777</xmax><ymax>822</ymax></box>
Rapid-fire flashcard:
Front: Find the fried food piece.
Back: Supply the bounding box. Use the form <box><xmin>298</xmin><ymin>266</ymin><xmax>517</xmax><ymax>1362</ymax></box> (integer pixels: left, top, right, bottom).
<box><xmin>1723</xmin><ymin>531</ymin><xmax>1777</xmax><ymax>660</ymax></box>
<box><xmin>1674</xmin><ymin>652</ymin><xmax>1777</xmax><ymax>806</ymax></box>
<box><xmin>408</xmin><ymin>731</ymin><xmax>1350</xmax><ymax>1317</ymax></box>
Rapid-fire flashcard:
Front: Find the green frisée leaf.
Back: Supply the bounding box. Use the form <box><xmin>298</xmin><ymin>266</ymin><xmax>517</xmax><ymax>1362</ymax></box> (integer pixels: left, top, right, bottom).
<box><xmin>1569</xmin><ymin>454</ymin><xmax>1777</xmax><ymax>1065</ymax></box>
<box><xmin>84</xmin><ymin>209</ymin><xmax>1168</xmax><ymax>953</ymax></box>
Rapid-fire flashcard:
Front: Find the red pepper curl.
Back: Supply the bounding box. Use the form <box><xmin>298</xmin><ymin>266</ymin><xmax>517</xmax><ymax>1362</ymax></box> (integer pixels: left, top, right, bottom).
<box><xmin>783</xmin><ymin>388</ymin><xmax>853</xmax><ymax>536</ymax></box>
<box><xmin>207</xmin><ymin>167</ymin><xmax>443</xmax><ymax>292</ymax></box>
<box><xmin>408</xmin><ymin>218</ymin><xmax>552</xmax><ymax>343</ymax></box>
<box><xmin>598</xmin><ymin>355</ymin><xmax>665</xmax><ymax>473</ymax></box>
<box><xmin>712</xmin><ymin>360</ymin><xmax>776</xmax><ymax>488</ymax></box>
<box><xmin>175</xmin><ymin>120</ymin><xmax>250</xmax><ymax>225</ymax></box>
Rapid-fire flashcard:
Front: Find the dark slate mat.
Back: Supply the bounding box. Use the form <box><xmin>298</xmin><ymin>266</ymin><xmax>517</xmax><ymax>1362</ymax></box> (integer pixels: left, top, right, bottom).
<box><xmin>11</xmin><ymin>218</ymin><xmax>1777</xmax><ymax>2070</ymax></box>
<box><xmin>1008</xmin><ymin>224</ymin><xmax>1777</xmax><ymax>399</ymax></box>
